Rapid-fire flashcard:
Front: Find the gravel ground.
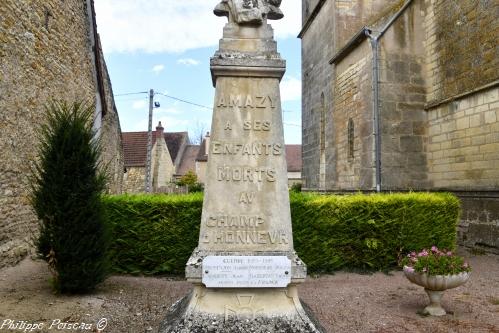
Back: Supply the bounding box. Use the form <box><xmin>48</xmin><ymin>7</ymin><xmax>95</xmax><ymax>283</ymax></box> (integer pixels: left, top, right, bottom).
<box><xmin>0</xmin><ymin>252</ymin><xmax>498</xmax><ymax>333</ymax></box>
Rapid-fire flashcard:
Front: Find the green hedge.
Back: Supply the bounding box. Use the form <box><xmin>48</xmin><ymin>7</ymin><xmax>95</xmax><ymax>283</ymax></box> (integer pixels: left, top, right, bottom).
<box><xmin>290</xmin><ymin>192</ymin><xmax>459</xmax><ymax>273</ymax></box>
<box><xmin>103</xmin><ymin>193</ymin><xmax>203</xmax><ymax>274</ymax></box>
<box><xmin>103</xmin><ymin>192</ymin><xmax>460</xmax><ymax>275</ymax></box>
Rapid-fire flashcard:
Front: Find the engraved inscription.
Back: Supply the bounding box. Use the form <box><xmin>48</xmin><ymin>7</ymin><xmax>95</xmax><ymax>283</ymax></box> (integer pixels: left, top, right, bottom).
<box><xmin>243</xmin><ymin>120</ymin><xmax>271</xmax><ymax>131</ymax></box>
<box><xmin>224</xmin><ymin>121</ymin><xmax>232</xmax><ymax>130</ymax></box>
<box><xmin>217</xmin><ymin>95</ymin><xmax>276</xmax><ymax>109</ymax></box>
<box><xmin>225</xmin><ymin>294</ymin><xmax>264</xmax><ymax>320</ymax></box>
<box><xmin>206</xmin><ymin>215</ymin><xmax>265</xmax><ymax>228</ymax></box>
<box><xmin>239</xmin><ymin>192</ymin><xmax>256</xmax><ymax>204</ymax></box>
<box><xmin>212</xmin><ymin>142</ymin><xmax>283</xmax><ymax>156</ymax></box>
<box><xmin>203</xmin><ymin>256</ymin><xmax>292</xmax><ymax>288</ymax></box>
<box><xmin>217</xmin><ymin>166</ymin><xmax>276</xmax><ymax>182</ymax></box>
<box><xmin>202</xmin><ymin>230</ymin><xmax>289</xmax><ymax>245</ymax></box>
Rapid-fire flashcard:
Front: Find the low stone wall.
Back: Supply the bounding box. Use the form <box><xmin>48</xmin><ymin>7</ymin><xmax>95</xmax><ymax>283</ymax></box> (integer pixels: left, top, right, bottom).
<box><xmin>457</xmin><ymin>192</ymin><xmax>499</xmax><ymax>254</ymax></box>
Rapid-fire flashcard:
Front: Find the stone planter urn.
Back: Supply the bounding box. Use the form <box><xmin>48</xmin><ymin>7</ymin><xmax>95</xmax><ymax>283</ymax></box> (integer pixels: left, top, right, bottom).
<box><xmin>403</xmin><ymin>266</ymin><xmax>470</xmax><ymax>316</ymax></box>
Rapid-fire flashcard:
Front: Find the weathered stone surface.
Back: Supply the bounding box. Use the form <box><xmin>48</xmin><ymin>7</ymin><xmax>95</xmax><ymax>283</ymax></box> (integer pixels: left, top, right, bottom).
<box><xmin>214</xmin><ymin>0</ymin><xmax>284</xmax><ymax>26</ymax></box>
<box><xmin>457</xmin><ymin>194</ymin><xmax>499</xmax><ymax>254</ymax></box>
<box><xmin>160</xmin><ymin>7</ymin><xmax>323</xmax><ymax>331</ymax></box>
<box><xmin>159</xmin><ymin>291</ymin><xmax>325</xmax><ymax>333</ymax></box>
<box><xmin>0</xmin><ymin>0</ymin><xmax>124</xmax><ymax>268</ymax></box>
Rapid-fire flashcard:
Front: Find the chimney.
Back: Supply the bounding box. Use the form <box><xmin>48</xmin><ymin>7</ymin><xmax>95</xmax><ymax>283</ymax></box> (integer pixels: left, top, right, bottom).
<box><xmin>205</xmin><ymin>131</ymin><xmax>210</xmax><ymax>156</ymax></box>
<box><xmin>155</xmin><ymin>121</ymin><xmax>164</xmax><ymax>140</ymax></box>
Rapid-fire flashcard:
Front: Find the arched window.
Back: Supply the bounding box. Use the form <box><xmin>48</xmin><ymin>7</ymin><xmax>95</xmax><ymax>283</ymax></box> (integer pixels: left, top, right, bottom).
<box><xmin>320</xmin><ymin>93</ymin><xmax>325</xmax><ymax>152</ymax></box>
<box><xmin>348</xmin><ymin>118</ymin><xmax>354</xmax><ymax>159</ymax></box>
<box><xmin>319</xmin><ymin>93</ymin><xmax>326</xmax><ymax>189</ymax></box>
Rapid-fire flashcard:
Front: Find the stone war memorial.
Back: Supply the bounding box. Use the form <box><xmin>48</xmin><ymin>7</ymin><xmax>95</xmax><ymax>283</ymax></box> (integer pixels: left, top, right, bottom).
<box><xmin>159</xmin><ymin>1</ymin><xmax>324</xmax><ymax>332</ymax></box>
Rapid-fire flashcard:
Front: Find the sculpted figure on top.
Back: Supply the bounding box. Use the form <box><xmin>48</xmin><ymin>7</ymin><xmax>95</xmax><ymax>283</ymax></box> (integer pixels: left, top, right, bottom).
<box><xmin>214</xmin><ymin>0</ymin><xmax>283</xmax><ymax>25</ymax></box>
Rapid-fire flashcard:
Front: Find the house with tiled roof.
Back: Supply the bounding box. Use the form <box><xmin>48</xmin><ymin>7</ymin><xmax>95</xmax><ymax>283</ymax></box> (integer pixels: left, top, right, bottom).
<box><xmin>123</xmin><ymin>125</ymin><xmax>303</xmax><ymax>192</ymax></box>
<box><xmin>122</xmin><ymin>122</ymin><xmax>188</xmax><ymax>193</ymax></box>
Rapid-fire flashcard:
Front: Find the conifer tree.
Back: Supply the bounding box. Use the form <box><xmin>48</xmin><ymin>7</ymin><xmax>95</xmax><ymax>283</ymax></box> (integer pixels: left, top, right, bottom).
<box><xmin>31</xmin><ymin>101</ymin><xmax>109</xmax><ymax>293</ymax></box>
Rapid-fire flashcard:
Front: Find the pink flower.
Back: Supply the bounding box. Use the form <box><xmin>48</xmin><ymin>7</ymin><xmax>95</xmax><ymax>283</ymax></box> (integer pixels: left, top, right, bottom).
<box><xmin>446</xmin><ymin>251</ymin><xmax>453</xmax><ymax>256</ymax></box>
<box><xmin>431</xmin><ymin>246</ymin><xmax>438</xmax><ymax>253</ymax></box>
<box><xmin>405</xmin><ymin>266</ymin><xmax>415</xmax><ymax>273</ymax></box>
<box><xmin>418</xmin><ymin>250</ymin><xmax>429</xmax><ymax>257</ymax></box>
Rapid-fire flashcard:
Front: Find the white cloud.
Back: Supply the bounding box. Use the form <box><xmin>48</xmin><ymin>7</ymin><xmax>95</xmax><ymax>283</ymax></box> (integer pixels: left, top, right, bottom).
<box><xmin>177</xmin><ymin>58</ymin><xmax>200</xmax><ymax>66</ymax></box>
<box><xmin>94</xmin><ymin>1</ymin><xmax>301</xmax><ymax>54</ymax></box>
<box><xmin>270</xmin><ymin>1</ymin><xmax>302</xmax><ymax>39</ymax></box>
<box><xmin>132</xmin><ymin>100</ymin><xmax>147</xmax><ymax>109</ymax></box>
<box><xmin>152</xmin><ymin>64</ymin><xmax>165</xmax><ymax>74</ymax></box>
<box><xmin>280</xmin><ymin>76</ymin><xmax>301</xmax><ymax>102</ymax></box>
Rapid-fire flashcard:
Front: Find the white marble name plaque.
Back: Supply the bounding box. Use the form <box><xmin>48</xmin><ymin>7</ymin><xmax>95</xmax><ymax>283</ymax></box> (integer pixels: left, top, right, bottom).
<box><xmin>202</xmin><ymin>256</ymin><xmax>291</xmax><ymax>288</ymax></box>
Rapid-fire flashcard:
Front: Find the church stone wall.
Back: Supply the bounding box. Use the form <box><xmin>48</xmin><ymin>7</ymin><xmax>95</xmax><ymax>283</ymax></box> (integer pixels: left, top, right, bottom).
<box><xmin>423</xmin><ymin>0</ymin><xmax>498</xmax><ymax>104</ymax></box>
<box><xmin>333</xmin><ymin>42</ymin><xmax>373</xmax><ymax>190</ymax></box>
<box><xmin>301</xmin><ymin>0</ymin><xmax>499</xmax><ymax>252</ymax></box>
<box><xmin>427</xmin><ymin>88</ymin><xmax>499</xmax><ymax>189</ymax></box>
<box><xmin>0</xmin><ymin>0</ymin><xmax>123</xmax><ymax>268</ymax></box>
<box><xmin>301</xmin><ymin>0</ymin><xmax>335</xmax><ymax>190</ymax></box>
<box><xmin>378</xmin><ymin>1</ymin><xmax>430</xmax><ymax>190</ymax></box>
<box><xmin>301</xmin><ymin>0</ymin><xmax>410</xmax><ymax>190</ymax></box>
<box><xmin>334</xmin><ymin>0</ymin><xmax>403</xmax><ymax>50</ymax></box>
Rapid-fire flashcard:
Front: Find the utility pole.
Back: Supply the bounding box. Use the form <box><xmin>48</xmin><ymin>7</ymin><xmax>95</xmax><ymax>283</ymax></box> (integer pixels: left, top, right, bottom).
<box><xmin>145</xmin><ymin>89</ymin><xmax>154</xmax><ymax>193</ymax></box>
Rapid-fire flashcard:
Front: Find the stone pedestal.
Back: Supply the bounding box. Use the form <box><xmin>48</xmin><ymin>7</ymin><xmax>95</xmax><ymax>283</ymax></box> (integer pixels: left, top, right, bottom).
<box><xmin>159</xmin><ymin>14</ymin><xmax>324</xmax><ymax>333</ymax></box>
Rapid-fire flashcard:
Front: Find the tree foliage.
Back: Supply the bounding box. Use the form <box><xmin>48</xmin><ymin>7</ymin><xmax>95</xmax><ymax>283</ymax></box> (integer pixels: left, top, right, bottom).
<box><xmin>177</xmin><ymin>171</ymin><xmax>204</xmax><ymax>192</ymax></box>
<box><xmin>31</xmin><ymin>101</ymin><xmax>109</xmax><ymax>293</ymax></box>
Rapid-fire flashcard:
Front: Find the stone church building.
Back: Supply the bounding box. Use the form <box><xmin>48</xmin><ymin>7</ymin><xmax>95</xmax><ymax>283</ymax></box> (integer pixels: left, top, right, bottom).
<box><xmin>300</xmin><ymin>0</ymin><xmax>498</xmax><ymax>251</ymax></box>
<box><xmin>0</xmin><ymin>0</ymin><xmax>124</xmax><ymax>267</ymax></box>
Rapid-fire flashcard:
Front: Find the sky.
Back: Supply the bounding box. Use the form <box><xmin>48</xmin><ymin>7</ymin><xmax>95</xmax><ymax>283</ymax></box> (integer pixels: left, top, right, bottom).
<box><xmin>94</xmin><ymin>0</ymin><xmax>303</xmax><ymax>144</ymax></box>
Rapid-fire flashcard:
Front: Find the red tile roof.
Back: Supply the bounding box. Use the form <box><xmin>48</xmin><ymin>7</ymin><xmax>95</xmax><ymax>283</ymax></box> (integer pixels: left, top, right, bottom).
<box><xmin>122</xmin><ymin>131</ymin><xmax>188</xmax><ymax>167</ymax></box>
<box><xmin>123</xmin><ymin>130</ymin><xmax>302</xmax><ymax>174</ymax></box>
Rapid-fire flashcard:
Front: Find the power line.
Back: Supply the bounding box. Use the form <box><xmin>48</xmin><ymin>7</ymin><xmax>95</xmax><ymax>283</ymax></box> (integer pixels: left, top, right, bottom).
<box><xmin>155</xmin><ymin>92</ymin><xmax>212</xmax><ymax>110</ymax></box>
<box><xmin>114</xmin><ymin>91</ymin><xmax>300</xmax><ymax>118</ymax></box>
<box><xmin>115</xmin><ymin>91</ymin><xmax>149</xmax><ymax>97</ymax></box>
<box><xmin>114</xmin><ymin>96</ymin><xmax>149</xmax><ymax>102</ymax></box>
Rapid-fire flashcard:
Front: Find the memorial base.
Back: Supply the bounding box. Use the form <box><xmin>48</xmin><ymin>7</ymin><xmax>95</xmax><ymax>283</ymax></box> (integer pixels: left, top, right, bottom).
<box><xmin>158</xmin><ymin>285</ymin><xmax>325</xmax><ymax>333</ymax></box>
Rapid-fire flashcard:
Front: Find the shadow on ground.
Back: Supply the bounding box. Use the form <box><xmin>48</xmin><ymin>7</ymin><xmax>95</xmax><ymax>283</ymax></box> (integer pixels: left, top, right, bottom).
<box><xmin>0</xmin><ymin>252</ymin><xmax>498</xmax><ymax>332</ymax></box>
